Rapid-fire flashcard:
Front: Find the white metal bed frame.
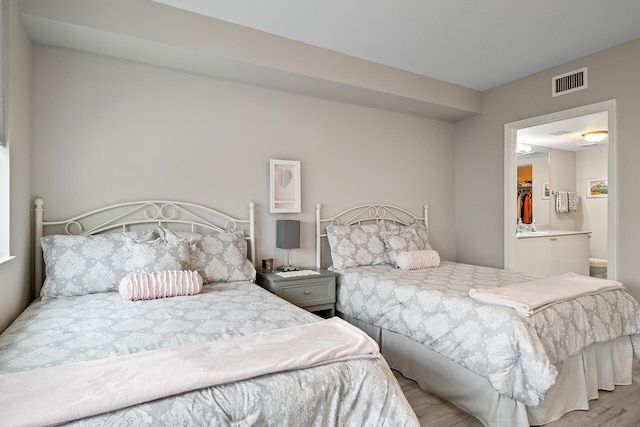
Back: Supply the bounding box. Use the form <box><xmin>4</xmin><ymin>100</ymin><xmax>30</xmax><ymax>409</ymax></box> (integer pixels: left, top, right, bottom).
<box><xmin>34</xmin><ymin>198</ymin><xmax>256</xmax><ymax>298</ymax></box>
<box><xmin>315</xmin><ymin>203</ymin><xmax>428</xmax><ymax>269</ymax></box>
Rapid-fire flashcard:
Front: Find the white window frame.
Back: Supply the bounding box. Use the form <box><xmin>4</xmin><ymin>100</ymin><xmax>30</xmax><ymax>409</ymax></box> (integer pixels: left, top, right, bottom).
<box><xmin>0</xmin><ymin>0</ymin><xmax>11</xmax><ymax>264</ymax></box>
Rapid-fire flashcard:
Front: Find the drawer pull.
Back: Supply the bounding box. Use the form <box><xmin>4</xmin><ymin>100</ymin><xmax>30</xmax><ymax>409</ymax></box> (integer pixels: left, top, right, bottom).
<box><xmin>304</xmin><ymin>290</ymin><xmax>311</xmax><ymax>295</ymax></box>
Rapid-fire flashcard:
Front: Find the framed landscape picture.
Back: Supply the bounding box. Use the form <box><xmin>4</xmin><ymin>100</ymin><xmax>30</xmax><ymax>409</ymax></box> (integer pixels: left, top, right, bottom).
<box><xmin>586</xmin><ymin>178</ymin><xmax>608</xmax><ymax>198</ymax></box>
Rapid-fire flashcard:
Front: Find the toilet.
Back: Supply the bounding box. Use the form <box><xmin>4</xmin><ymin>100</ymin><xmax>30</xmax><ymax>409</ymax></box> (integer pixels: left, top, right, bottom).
<box><xmin>589</xmin><ymin>257</ymin><xmax>608</xmax><ymax>279</ymax></box>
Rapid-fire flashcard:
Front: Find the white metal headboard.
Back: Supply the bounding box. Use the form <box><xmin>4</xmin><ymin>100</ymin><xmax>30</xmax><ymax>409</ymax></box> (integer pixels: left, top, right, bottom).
<box><xmin>34</xmin><ymin>198</ymin><xmax>256</xmax><ymax>298</ymax></box>
<box><xmin>315</xmin><ymin>203</ymin><xmax>428</xmax><ymax>269</ymax></box>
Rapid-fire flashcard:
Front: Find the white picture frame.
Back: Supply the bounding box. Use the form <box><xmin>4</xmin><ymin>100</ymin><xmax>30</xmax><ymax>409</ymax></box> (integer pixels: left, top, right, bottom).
<box><xmin>586</xmin><ymin>177</ymin><xmax>608</xmax><ymax>198</ymax></box>
<box><xmin>542</xmin><ymin>181</ymin><xmax>550</xmax><ymax>200</ymax></box>
<box><xmin>270</xmin><ymin>159</ymin><xmax>301</xmax><ymax>213</ymax></box>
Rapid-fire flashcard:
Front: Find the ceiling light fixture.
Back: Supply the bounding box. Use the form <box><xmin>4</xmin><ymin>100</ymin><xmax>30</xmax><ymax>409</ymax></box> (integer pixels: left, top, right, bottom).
<box><xmin>581</xmin><ymin>130</ymin><xmax>608</xmax><ymax>143</ymax></box>
<box><xmin>516</xmin><ymin>143</ymin><xmax>533</xmax><ymax>154</ymax></box>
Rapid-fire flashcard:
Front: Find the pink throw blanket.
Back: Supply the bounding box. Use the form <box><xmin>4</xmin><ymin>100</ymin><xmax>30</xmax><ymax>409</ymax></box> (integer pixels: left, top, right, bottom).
<box><xmin>469</xmin><ymin>272</ymin><xmax>624</xmax><ymax>316</ymax></box>
<box><xmin>0</xmin><ymin>318</ymin><xmax>379</xmax><ymax>427</ymax></box>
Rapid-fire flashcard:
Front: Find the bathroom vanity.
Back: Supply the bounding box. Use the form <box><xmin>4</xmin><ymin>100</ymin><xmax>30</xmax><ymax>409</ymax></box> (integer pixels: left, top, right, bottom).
<box><xmin>514</xmin><ymin>230</ymin><xmax>590</xmax><ymax>276</ymax></box>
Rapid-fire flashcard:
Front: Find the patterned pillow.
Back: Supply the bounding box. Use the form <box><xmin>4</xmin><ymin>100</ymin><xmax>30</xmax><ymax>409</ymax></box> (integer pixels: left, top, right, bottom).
<box><xmin>158</xmin><ymin>228</ymin><xmax>256</xmax><ymax>283</ymax></box>
<box><xmin>325</xmin><ymin>223</ymin><xmax>387</xmax><ymax>269</ymax></box>
<box><xmin>382</xmin><ymin>223</ymin><xmax>431</xmax><ymax>262</ymax></box>
<box><xmin>40</xmin><ymin>230</ymin><xmax>158</xmax><ymax>299</ymax></box>
<box><xmin>123</xmin><ymin>239</ymin><xmax>191</xmax><ymax>274</ymax></box>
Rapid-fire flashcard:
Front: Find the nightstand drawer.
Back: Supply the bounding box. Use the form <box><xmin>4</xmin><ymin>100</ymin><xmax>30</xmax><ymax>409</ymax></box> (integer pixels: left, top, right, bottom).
<box><xmin>281</xmin><ymin>282</ymin><xmax>334</xmax><ymax>305</ymax></box>
<box><xmin>256</xmin><ymin>269</ymin><xmax>337</xmax><ymax>317</ymax></box>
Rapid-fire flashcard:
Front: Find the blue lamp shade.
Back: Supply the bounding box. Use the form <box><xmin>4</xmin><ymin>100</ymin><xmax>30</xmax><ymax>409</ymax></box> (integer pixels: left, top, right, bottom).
<box><xmin>276</xmin><ymin>220</ymin><xmax>300</xmax><ymax>250</ymax></box>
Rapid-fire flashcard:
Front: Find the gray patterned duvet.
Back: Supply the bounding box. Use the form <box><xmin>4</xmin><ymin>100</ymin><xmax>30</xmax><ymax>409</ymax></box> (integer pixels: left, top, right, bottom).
<box><xmin>334</xmin><ymin>261</ymin><xmax>640</xmax><ymax>406</ymax></box>
<box><xmin>0</xmin><ymin>282</ymin><xmax>417</xmax><ymax>426</ymax></box>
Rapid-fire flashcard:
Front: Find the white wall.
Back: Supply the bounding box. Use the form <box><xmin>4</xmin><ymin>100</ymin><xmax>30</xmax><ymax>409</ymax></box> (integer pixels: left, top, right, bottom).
<box><xmin>455</xmin><ymin>37</ymin><xmax>640</xmax><ymax>301</ymax></box>
<box><xmin>0</xmin><ymin>0</ymin><xmax>33</xmax><ymax>332</ymax></box>
<box><xmin>12</xmin><ymin>5</ymin><xmax>637</xmax><ymax>332</ymax></box>
<box><xmin>549</xmin><ymin>148</ymin><xmax>578</xmax><ymax>231</ymax></box>
<box><xmin>19</xmin><ymin>0</ymin><xmax>480</xmax><ymax>122</ymax></box>
<box><xmin>531</xmin><ymin>155</ymin><xmax>550</xmax><ymax>227</ymax></box>
<box><xmin>576</xmin><ymin>148</ymin><xmax>608</xmax><ymax>259</ymax></box>
<box><xmin>31</xmin><ymin>46</ymin><xmax>457</xmax><ymax>276</ymax></box>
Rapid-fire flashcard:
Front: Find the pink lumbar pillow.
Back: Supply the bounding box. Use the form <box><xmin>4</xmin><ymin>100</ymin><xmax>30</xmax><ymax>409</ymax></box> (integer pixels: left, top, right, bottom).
<box><xmin>396</xmin><ymin>250</ymin><xmax>440</xmax><ymax>270</ymax></box>
<box><xmin>119</xmin><ymin>270</ymin><xmax>203</xmax><ymax>301</ymax></box>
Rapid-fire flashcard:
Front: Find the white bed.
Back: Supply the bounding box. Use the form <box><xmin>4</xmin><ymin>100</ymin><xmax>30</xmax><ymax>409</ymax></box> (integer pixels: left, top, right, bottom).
<box><xmin>0</xmin><ymin>199</ymin><xmax>418</xmax><ymax>426</ymax></box>
<box><xmin>315</xmin><ymin>202</ymin><xmax>640</xmax><ymax>426</ymax></box>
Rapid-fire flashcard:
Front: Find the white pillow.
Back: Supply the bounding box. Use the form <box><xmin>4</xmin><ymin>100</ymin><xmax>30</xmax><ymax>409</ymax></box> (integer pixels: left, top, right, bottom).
<box><xmin>119</xmin><ymin>270</ymin><xmax>203</xmax><ymax>301</ymax></box>
<box><xmin>396</xmin><ymin>250</ymin><xmax>440</xmax><ymax>270</ymax></box>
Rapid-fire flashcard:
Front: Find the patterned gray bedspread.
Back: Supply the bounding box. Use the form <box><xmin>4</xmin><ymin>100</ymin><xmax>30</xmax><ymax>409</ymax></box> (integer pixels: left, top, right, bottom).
<box><xmin>0</xmin><ymin>282</ymin><xmax>417</xmax><ymax>426</ymax></box>
<box><xmin>335</xmin><ymin>261</ymin><xmax>640</xmax><ymax>406</ymax></box>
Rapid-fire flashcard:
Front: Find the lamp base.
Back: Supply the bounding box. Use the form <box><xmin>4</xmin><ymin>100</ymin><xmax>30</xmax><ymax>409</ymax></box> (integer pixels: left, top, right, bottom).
<box><xmin>277</xmin><ymin>248</ymin><xmax>299</xmax><ymax>272</ymax></box>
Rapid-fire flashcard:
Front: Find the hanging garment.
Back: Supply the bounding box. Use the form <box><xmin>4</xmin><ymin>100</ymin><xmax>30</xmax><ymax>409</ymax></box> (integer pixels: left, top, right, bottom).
<box><xmin>517</xmin><ymin>192</ymin><xmax>523</xmax><ymax>222</ymax></box>
<box><xmin>523</xmin><ymin>192</ymin><xmax>532</xmax><ymax>223</ymax></box>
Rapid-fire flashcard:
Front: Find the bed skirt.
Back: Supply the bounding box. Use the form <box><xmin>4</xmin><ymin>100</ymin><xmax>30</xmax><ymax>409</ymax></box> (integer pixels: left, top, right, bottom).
<box><xmin>339</xmin><ymin>313</ymin><xmax>633</xmax><ymax>426</ymax></box>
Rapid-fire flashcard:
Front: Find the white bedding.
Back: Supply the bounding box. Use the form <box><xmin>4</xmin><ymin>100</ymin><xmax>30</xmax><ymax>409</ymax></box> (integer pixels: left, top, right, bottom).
<box><xmin>334</xmin><ymin>262</ymin><xmax>640</xmax><ymax>406</ymax></box>
<box><xmin>315</xmin><ymin>201</ymin><xmax>640</xmax><ymax>425</ymax></box>
<box><xmin>0</xmin><ymin>282</ymin><xmax>418</xmax><ymax>426</ymax></box>
<box><xmin>376</xmin><ymin>319</ymin><xmax>633</xmax><ymax>426</ymax></box>
<box><xmin>1</xmin><ymin>318</ymin><xmax>379</xmax><ymax>426</ymax></box>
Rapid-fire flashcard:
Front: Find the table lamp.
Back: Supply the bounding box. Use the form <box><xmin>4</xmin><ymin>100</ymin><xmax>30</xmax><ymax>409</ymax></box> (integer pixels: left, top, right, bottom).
<box><xmin>276</xmin><ymin>220</ymin><xmax>300</xmax><ymax>272</ymax></box>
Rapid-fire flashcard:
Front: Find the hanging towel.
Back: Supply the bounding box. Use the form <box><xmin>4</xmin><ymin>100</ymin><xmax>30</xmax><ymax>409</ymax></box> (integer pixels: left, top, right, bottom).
<box><xmin>555</xmin><ymin>191</ymin><xmax>569</xmax><ymax>213</ymax></box>
<box><xmin>568</xmin><ymin>192</ymin><xmax>578</xmax><ymax>211</ymax></box>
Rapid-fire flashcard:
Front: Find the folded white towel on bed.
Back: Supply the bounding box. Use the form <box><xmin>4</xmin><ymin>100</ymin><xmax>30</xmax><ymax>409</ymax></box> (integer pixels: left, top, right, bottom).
<box><xmin>0</xmin><ymin>317</ymin><xmax>379</xmax><ymax>427</ymax></box>
<box><xmin>469</xmin><ymin>273</ymin><xmax>624</xmax><ymax>316</ymax></box>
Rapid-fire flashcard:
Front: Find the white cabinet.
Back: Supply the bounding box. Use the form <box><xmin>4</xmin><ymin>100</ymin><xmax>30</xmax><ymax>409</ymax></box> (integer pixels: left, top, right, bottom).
<box><xmin>515</xmin><ymin>233</ymin><xmax>590</xmax><ymax>276</ymax></box>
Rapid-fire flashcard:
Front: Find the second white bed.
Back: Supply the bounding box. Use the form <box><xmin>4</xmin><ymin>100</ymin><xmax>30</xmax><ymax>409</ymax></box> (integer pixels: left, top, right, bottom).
<box><xmin>315</xmin><ymin>202</ymin><xmax>640</xmax><ymax>426</ymax></box>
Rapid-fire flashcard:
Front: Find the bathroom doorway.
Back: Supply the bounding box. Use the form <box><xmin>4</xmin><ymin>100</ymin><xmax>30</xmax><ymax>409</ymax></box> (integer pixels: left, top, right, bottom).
<box><xmin>504</xmin><ymin>100</ymin><xmax>617</xmax><ymax>279</ymax></box>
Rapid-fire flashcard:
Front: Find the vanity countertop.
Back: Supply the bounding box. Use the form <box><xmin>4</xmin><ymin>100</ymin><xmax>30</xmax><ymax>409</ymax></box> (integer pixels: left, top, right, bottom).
<box><xmin>516</xmin><ymin>230</ymin><xmax>591</xmax><ymax>239</ymax></box>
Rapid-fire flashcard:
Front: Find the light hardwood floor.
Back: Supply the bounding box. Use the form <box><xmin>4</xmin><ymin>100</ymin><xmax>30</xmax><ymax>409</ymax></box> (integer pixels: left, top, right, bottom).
<box><xmin>394</xmin><ymin>360</ymin><xmax>640</xmax><ymax>426</ymax></box>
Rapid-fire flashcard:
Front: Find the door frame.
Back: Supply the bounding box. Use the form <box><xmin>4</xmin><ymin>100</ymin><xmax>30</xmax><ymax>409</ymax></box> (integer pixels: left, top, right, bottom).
<box><xmin>504</xmin><ymin>100</ymin><xmax>617</xmax><ymax>278</ymax></box>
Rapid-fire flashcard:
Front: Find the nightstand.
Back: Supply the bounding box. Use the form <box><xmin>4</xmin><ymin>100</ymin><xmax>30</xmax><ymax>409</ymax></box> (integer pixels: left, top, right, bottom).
<box><xmin>256</xmin><ymin>269</ymin><xmax>337</xmax><ymax>317</ymax></box>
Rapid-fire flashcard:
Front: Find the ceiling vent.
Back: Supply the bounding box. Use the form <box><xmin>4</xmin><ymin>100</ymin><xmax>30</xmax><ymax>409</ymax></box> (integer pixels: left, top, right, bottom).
<box><xmin>552</xmin><ymin>67</ymin><xmax>587</xmax><ymax>97</ymax></box>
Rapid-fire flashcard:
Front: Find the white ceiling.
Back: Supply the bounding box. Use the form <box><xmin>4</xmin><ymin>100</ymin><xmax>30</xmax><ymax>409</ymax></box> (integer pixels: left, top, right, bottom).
<box><xmin>517</xmin><ymin>111</ymin><xmax>608</xmax><ymax>158</ymax></box>
<box><xmin>152</xmin><ymin>0</ymin><xmax>640</xmax><ymax>91</ymax></box>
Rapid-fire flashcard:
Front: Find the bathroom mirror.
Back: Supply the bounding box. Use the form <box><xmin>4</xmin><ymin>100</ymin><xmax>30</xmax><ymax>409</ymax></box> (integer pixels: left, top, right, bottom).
<box><xmin>516</xmin><ymin>144</ymin><xmax>549</xmax><ymax>226</ymax></box>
